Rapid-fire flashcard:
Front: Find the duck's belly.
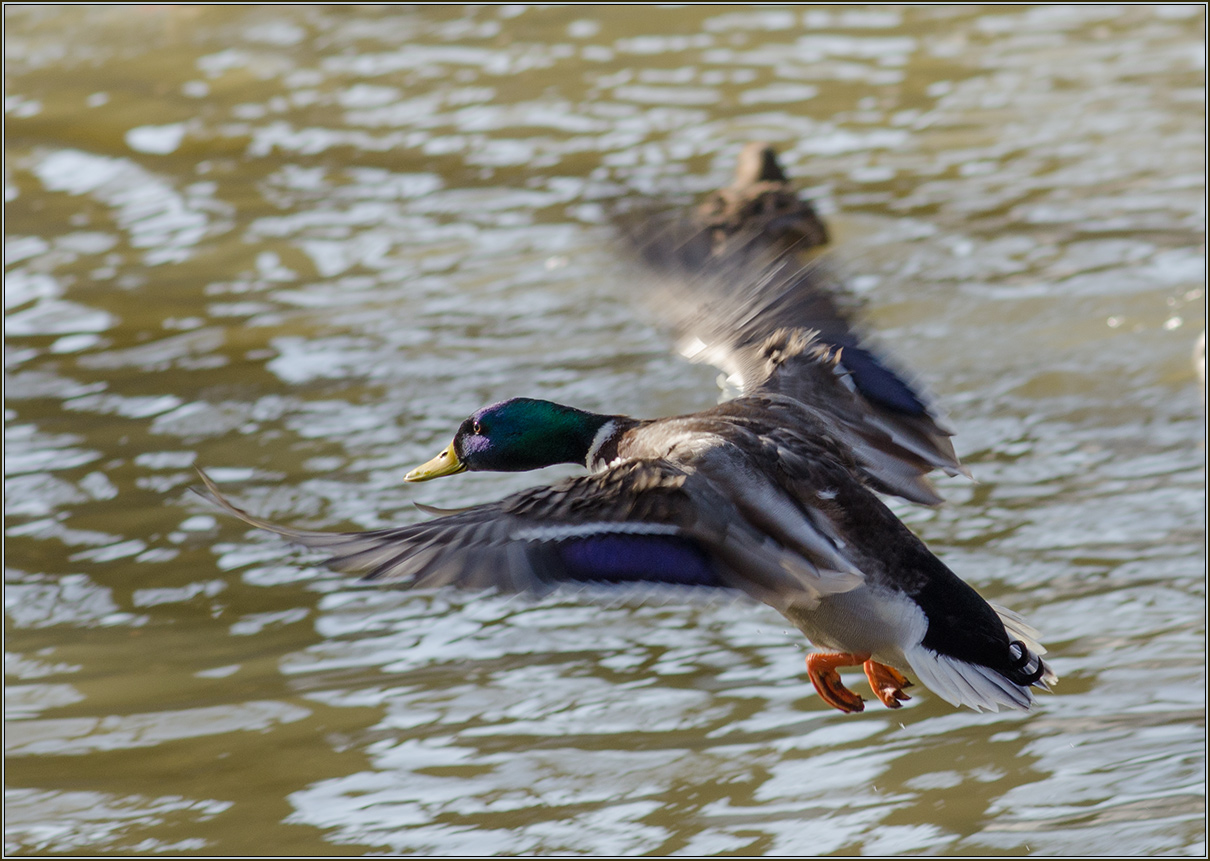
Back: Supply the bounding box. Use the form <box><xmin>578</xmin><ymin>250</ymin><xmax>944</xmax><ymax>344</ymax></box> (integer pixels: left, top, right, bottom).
<box><xmin>782</xmin><ymin>585</ymin><xmax>927</xmax><ymax>671</ymax></box>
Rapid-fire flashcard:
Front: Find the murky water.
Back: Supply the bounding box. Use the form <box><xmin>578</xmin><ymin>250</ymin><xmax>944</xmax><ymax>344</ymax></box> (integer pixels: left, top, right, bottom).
<box><xmin>5</xmin><ymin>5</ymin><xmax>1205</xmax><ymax>855</ymax></box>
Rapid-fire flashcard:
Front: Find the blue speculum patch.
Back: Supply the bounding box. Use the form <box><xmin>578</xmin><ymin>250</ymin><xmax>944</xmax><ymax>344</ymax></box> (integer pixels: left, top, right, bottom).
<box><xmin>832</xmin><ymin>337</ymin><xmax>927</xmax><ymax>416</ymax></box>
<box><xmin>556</xmin><ymin>535</ymin><xmax>723</xmax><ymax>587</ymax></box>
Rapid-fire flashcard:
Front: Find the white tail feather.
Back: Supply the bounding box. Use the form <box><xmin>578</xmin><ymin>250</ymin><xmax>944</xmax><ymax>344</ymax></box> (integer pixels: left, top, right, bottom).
<box><xmin>905</xmin><ymin>646</ymin><xmax>1036</xmax><ymax>713</ymax></box>
<box><xmin>904</xmin><ymin>603</ymin><xmax>1056</xmax><ymax>711</ymax></box>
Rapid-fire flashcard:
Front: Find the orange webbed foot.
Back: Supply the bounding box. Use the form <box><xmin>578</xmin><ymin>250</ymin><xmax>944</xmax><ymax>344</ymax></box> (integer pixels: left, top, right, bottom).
<box><xmin>806</xmin><ymin>652</ymin><xmax>871</xmax><ymax>713</ymax></box>
<box><xmin>863</xmin><ymin>660</ymin><xmax>913</xmax><ymax>709</ymax></box>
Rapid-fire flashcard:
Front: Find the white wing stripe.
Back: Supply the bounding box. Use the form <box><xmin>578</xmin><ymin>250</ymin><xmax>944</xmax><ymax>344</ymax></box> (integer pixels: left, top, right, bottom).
<box><xmin>511</xmin><ymin>522</ymin><xmax>682</xmax><ymax>542</ymax></box>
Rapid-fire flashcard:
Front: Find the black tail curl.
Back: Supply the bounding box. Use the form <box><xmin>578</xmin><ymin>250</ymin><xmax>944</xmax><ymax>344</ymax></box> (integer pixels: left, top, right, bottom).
<box><xmin>1007</xmin><ymin>639</ymin><xmax>1049</xmax><ymax>686</ymax></box>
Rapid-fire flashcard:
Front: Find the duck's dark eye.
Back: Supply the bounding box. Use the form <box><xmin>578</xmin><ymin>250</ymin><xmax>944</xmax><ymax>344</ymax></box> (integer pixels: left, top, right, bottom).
<box><xmin>472</xmin><ymin>420</ymin><xmax>482</xmax><ymax>435</ymax></box>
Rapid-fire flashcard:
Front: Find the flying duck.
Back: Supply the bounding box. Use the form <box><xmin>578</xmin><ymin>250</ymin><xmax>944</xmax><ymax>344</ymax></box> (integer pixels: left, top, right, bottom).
<box><xmin>196</xmin><ymin>258</ymin><xmax>1053</xmax><ymax>714</ymax></box>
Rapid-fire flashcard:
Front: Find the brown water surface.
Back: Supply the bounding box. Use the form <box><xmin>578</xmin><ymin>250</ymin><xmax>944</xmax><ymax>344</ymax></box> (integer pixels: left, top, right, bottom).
<box><xmin>5</xmin><ymin>5</ymin><xmax>1205</xmax><ymax>855</ymax></box>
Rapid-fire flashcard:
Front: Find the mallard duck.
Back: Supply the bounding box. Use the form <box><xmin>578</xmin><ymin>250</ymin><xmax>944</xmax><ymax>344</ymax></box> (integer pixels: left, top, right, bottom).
<box><xmin>197</xmin><ymin>385</ymin><xmax>1052</xmax><ymax>713</ymax></box>
<box><xmin>197</xmin><ymin>262</ymin><xmax>1053</xmax><ymax>714</ymax></box>
<box><xmin>693</xmin><ymin>141</ymin><xmax>829</xmax><ymax>258</ymax></box>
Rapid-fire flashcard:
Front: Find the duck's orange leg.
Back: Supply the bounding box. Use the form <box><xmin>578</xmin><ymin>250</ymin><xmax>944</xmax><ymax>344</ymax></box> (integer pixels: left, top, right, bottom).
<box><xmin>806</xmin><ymin>652</ymin><xmax>870</xmax><ymax>713</ymax></box>
<box><xmin>864</xmin><ymin>660</ymin><xmax>912</xmax><ymax>709</ymax></box>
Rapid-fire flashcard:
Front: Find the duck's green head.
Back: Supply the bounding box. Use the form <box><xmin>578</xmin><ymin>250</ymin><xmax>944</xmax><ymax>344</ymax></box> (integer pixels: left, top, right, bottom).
<box><xmin>404</xmin><ymin>398</ymin><xmax>615</xmax><ymax>481</ymax></box>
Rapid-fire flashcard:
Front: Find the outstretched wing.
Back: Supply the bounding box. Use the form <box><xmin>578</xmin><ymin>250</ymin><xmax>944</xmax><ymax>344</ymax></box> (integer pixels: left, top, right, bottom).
<box><xmin>194</xmin><ymin>465</ymin><xmax>861</xmax><ymax>612</ymax></box>
<box><xmin>617</xmin><ymin>214</ymin><xmax>965</xmax><ymax>504</ymax></box>
<box><xmin>739</xmin><ymin>328</ymin><xmax>963</xmax><ymax>506</ymax></box>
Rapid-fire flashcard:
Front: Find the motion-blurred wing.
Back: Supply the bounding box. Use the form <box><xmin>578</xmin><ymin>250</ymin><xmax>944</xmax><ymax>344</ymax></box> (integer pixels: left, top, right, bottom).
<box><xmin>194</xmin><ymin>466</ymin><xmax>861</xmax><ymax>612</ymax></box>
<box><xmin>618</xmin><ymin>214</ymin><xmax>965</xmax><ymax>504</ymax></box>
<box><xmin>693</xmin><ymin>141</ymin><xmax>829</xmax><ymax>259</ymax></box>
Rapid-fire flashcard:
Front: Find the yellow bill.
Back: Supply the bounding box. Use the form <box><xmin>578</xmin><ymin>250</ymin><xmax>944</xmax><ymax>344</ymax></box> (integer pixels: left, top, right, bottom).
<box><xmin>404</xmin><ymin>442</ymin><xmax>467</xmax><ymax>482</ymax></box>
